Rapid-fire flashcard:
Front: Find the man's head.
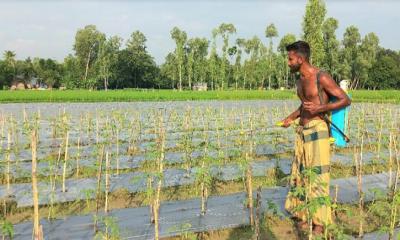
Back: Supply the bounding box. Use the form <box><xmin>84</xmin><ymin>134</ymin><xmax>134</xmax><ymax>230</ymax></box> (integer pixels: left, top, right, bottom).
<box><xmin>286</xmin><ymin>41</ymin><xmax>310</xmax><ymax>73</ymax></box>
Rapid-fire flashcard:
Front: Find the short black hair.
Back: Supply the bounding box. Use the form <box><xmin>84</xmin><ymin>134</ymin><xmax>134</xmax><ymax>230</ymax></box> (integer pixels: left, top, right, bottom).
<box><xmin>286</xmin><ymin>41</ymin><xmax>310</xmax><ymax>61</ymax></box>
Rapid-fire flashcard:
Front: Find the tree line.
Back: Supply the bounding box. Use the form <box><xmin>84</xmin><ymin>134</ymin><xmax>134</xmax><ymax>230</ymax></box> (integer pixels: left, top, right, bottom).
<box><xmin>0</xmin><ymin>0</ymin><xmax>399</xmax><ymax>90</ymax></box>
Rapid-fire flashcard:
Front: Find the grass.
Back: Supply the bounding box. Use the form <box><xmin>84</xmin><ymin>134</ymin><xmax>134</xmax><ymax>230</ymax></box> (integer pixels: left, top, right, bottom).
<box><xmin>350</xmin><ymin>90</ymin><xmax>400</xmax><ymax>104</ymax></box>
<box><xmin>0</xmin><ymin>89</ymin><xmax>399</xmax><ymax>103</ymax></box>
<box><xmin>0</xmin><ymin>89</ymin><xmax>297</xmax><ymax>103</ymax></box>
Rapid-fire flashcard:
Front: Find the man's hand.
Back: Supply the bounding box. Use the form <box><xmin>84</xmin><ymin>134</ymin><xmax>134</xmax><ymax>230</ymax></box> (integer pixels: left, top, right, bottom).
<box><xmin>279</xmin><ymin>118</ymin><xmax>293</xmax><ymax>128</ymax></box>
<box><xmin>302</xmin><ymin>101</ymin><xmax>322</xmax><ymax>115</ymax></box>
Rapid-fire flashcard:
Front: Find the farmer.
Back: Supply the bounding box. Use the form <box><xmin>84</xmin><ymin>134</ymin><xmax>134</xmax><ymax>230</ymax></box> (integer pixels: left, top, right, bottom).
<box><xmin>280</xmin><ymin>41</ymin><xmax>351</xmax><ymax>234</ymax></box>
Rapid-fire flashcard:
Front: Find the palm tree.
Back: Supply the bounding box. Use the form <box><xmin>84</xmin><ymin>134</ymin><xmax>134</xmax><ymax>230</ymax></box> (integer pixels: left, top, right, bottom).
<box><xmin>4</xmin><ymin>51</ymin><xmax>16</xmax><ymax>81</ymax></box>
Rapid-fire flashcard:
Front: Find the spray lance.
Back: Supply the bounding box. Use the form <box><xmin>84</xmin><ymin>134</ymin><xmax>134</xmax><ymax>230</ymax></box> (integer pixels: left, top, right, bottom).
<box><xmin>275</xmin><ymin>118</ymin><xmax>349</xmax><ymax>143</ymax></box>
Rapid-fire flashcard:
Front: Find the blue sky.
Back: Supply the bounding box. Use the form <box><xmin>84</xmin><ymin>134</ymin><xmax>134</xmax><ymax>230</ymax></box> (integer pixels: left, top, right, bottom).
<box><xmin>0</xmin><ymin>0</ymin><xmax>398</xmax><ymax>64</ymax></box>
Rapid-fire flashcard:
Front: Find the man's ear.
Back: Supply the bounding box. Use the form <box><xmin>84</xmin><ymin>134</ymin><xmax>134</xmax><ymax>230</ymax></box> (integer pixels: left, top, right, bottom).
<box><xmin>298</xmin><ymin>56</ymin><xmax>304</xmax><ymax>64</ymax></box>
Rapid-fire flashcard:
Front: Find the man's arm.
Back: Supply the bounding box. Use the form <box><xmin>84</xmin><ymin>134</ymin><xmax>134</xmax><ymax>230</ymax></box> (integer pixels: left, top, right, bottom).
<box><xmin>281</xmin><ymin>105</ymin><xmax>301</xmax><ymax>127</ymax></box>
<box><xmin>303</xmin><ymin>73</ymin><xmax>351</xmax><ymax>114</ymax></box>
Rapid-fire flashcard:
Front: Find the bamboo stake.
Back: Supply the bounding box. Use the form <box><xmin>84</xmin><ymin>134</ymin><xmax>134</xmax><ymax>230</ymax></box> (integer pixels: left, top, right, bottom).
<box><xmin>48</xmin><ymin>158</ymin><xmax>55</xmax><ymax>220</ymax></box>
<box><xmin>10</xmin><ymin>115</ymin><xmax>18</xmax><ymax>155</ymax></box>
<box><xmin>62</xmin><ymin>130</ymin><xmax>69</xmax><ymax>193</ymax></box>
<box><xmin>116</xmin><ymin>127</ymin><xmax>120</xmax><ymax>175</ymax></box>
<box><xmin>6</xmin><ymin>130</ymin><xmax>11</xmax><ymax>192</ymax></box>
<box><xmin>333</xmin><ymin>184</ymin><xmax>339</xmax><ymax>218</ymax></box>
<box><xmin>105</xmin><ymin>151</ymin><xmax>110</xmax><ymax>213</ymax></box>
<box><xmin>94</xmin><ymin>145</ymin><xmax>105</xmax><ymax>233</ymax></box>
<box><xmin>200</xmin><ymin>113</ymin><xmax>209</xmax><ymax>216</ymax></box>
<box><xmin>249</xmin><ymin>111</ymin><xmax>255</xmax><ymax>226</ymax></box>
<box><xmin>31</xmin><ymin>128</ymin><xmax>42</xmax><ymax>240</ymax></box>
<box><xmin>389</xmin><ymin>135</ymin><xmax>399</xmax><ymax>240</ymax></box>
<box><xmin>154</xmin><ymin>114</ymin><xmax>165</xmax><ymax>240</ymax></box>
<box><xmin>76</xmin><ymin>115</ymin><xmax>83</xmax><ymax>177</ymax></box>
<box><xmin>76</xmin><ymin>137</ymin><xmax>81</xmax><ymax>178</ymax></box>
<box><xmin>246</xmin><ymin>157</ymin><xmax>254</xmax><ymax>226</ymax></box>
<box><xmin>0</xmin><ymin>115</ymin><xmax>4</xmax><ymax>154</ymax></box>
<box><xmin>254</xmin><ymin>186</ymin><xmax>262</xmax><ymax>240</ymax></box>
<box><xmin>96</xmin><ymin>117</ymin><xmax>99</xmax><ymax>145</ymax></box>
<box><xmin>55</xmin><ymin>142</ymin><xmax>62</xmax><ymax>178</ymax></box>
<box><xmin>147</xmin><ymin>176</ymin><xmax>154</xmax><ymax>223</ymax></box>
<box><xmin>389</xmin><ymin>131</ymin><xmax>393</xmax><ymax>193</ymax></box>
<box><xmin>356</xmin><ymin>133</ymin><xmax>364</xmax><ymax>239</ymax></box>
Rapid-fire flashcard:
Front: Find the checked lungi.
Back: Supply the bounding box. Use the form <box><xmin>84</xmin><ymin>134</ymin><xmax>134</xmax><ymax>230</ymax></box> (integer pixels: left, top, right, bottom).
<box><xmin>285</xmin><ymin>119</ymin><xmax>332</xmax><ymax>226</ymax></box>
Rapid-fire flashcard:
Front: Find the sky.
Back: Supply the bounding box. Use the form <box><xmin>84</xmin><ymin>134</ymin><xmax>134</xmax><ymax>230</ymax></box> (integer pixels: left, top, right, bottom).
<box><xmin>0</xmin><ymin>0</ymin><xmax>398</xmax><ymax>64</ymax></box>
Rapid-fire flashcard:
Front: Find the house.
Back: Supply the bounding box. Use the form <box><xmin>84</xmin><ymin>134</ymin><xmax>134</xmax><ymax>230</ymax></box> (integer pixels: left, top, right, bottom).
<box><xmin>10</xmin><ymin>76</ymin><xmax>30</xmax><ymax>90</ymax></box>
<box><xmin>9</xmin><ymin>76</ymin><xmax>47</xmax><ymax>90</ymax></box>
<box><xmin>192</xmin><ymin>82</ymin><xmax>207</xmax><ymax>91</ymax></box>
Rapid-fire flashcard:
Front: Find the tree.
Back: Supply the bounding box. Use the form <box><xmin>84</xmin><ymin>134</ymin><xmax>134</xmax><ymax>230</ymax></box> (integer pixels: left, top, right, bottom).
<box><xmin>216</xmin><ymin>23</ymin><xmax>236</xmax><ymax>89</ymax></box>
<box><xmin>208</xmin><ymin>29</ymin><xmax>219</xmax><ymax>90</ymax></box>
<box><xmin>341</xmin><ymin>25</ymin><xmax>361</xmax><ymax>88</ymax></box>
<box><xmin>127</xmin><ymin>31</ymin><xmax>147</xmax><ymax>52</ymax></box>
<box><xmin>303</xmin><ymin>0</ymin><xmax>326</xmax><ymax>67</ymax></box>
<box><xmin>358</xmin><ymin>33</ymin><xmax>379</xmax><ymax>88</ymax></box>
<box><xmin>187</xmin><ymin>37</ymin><xmax>209</xmax><ymax>89</ymax></box>
<box><xmin>113</xmin><ymin>49</ymin><xmax>159</xmax><ymax>89</ymax></box>
<box><xmin>115</xmin><ymin>30</ymin><xmax>159</xmax><ymax>89</ymax></box>
<box><xmin>3</xmin><ymin>51</ymin><xmax>16</xmax><ymax>84</ymax></box>
<box><xmin>233</xmin><ymin>38</ymin><xmax>246</xmax><ymax>89</ymax></box>
<box><xmin>3</xmin><ymin>51</ymin><xmax>16</xmax><ymax>72</ymax></box>
<box><xmin>170</xmin><ymin>27</ymin><xmax>187</xmax><ymax>91</ymax></box>
<box><xmin>113</xmin><ymin>32</ymin><xmax>159</xmax><ymax>89</ymax></box>
<box><xmin>62</xmin><ymin>55</ymin><xmax>81</xmax><ymax>89</ymax></box>
<box><xmin>265</xmin><ymin>23</ymin><xmax>278</xmax><ymax>89</ymax></box>
<box><xmin>160</xmin><ymin>53</ymin><xmax>178</xmax><ymax>89</ymax></box>
<box><xmin>97</xmin><ymin>35</ymin><xmax>122</xmax><ymax>90</ymax></box>
<box><xmin>278</xmin><ymin>34</ymin><xmax>296</xmax><ymax>88</ymax></box>
<box><xmin>244</xmin><ymin>36</ymin><xmax>262</xmax><ymax>89</ymax></box>
<box><xmin>73</xmin><ymin>25</ymin><xmax>105</xmax><ymax>89</ymax></box>
<box><xmin>33</xmin><ymin>58</ymin><xmax>62</xmax><ymax>88</ymax></box>
<box><xmin>322</xmin><ymin>17</ymin><xmax>340</xmax><ymax>81</ymax></box>
<box><xmin>186</xmin><ymin>39</ymin><xmax>195</xmax><ymax>90</ymax></box>
<box><xmin>20</xmin><ymin>58</ymin><xmax>35</xmax><ymax>83</ymax></box>
<box><xmin>368</xmin><ymin>49</ymin><xmax>400</xmax><ymax>89</ymax></box>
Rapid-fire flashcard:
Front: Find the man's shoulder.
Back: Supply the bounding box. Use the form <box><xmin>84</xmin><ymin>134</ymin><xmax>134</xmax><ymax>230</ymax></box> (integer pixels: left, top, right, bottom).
<box><xmin>317</xmin><ymin>70</ymin><xmax>334</xmax><ymax>84</ymax></box>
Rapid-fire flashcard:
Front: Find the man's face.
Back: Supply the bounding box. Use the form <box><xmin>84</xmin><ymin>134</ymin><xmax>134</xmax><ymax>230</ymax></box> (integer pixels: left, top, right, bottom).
<box><xmin>287</xmin><ymin>51</ymin><xmax>303</xmax><ymax>73</ymax></box>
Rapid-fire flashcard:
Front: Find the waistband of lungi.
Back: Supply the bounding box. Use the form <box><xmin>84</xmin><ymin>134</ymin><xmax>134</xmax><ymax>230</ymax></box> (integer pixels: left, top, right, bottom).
<box><xmin>302</xmin><ymin>119</ymin><xmax>327</xmax><ymax>130</ymax></box>
<box><xmin>296</xmin><ymin>119</ymin><xmax>329</xmax><ymax>143</ymax></box>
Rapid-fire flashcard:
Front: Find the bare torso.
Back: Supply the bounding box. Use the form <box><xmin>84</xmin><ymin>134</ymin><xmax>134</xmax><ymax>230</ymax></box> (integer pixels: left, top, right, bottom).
<box><xmin>296</xmin><ymin>69</ymin><xmax>329</xmax><ymax>126</ymax></box>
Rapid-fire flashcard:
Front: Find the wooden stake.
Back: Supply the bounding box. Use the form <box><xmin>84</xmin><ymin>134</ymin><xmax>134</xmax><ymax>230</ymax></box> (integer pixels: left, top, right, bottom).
<box><xmin>105</xmin><ymin>151</ymin><xmax>110</xmax><ymax>213</ymax></box>
<box><xmin>333</xmin><ymin>184</ymin><xmax>339</xmax><ymax>218</ymax></box>
<box><xmin>254</xmin><ymin>186</ymin><xmax>262</xmax><ymax>240</ymax></box>
<box><xmin>389</xmin><ymin>131</ymin><xmax>393</xmax><ymax>193</ymax></box>
<box><xmin>356</xmin><ymin>134</ymin><xmax>364</xmax><ymax>239</ymax></box>
<box><xmin>31</xmin><ymin>128</ymin><xmax>42</xmax><ymax>240</ymax></box>
<box><xmin>116</xmin><ymin>127</ymin><xmax>120</xmax><ymax>175</ymax></box>
<box><xmin>94</xmin><ymin>145</ymin><xmax>105</xmax><ymax>233</ymax></box>
<box><xmin>147</xmin><ymin>176</ymin><xmax>154</xmax><ymax>223</ymax></box>
<box><xmin>62</xmin><ymin>131</ymin><xmax>69</xmax><ymax>193</ymax></box>
<box><xmin>6</xmin><ymin>130</ymin><xmax>11</xmax><ymax>192</ymax></box>
<box><xmin>247</xmin><ymin>163</ymin><xmax>254</xmax><ymax>226</ymax></box>
<box><xmin>154</xmin><ymin>115</ymin><xmax>165</xmax><ymax>240</ymax></box>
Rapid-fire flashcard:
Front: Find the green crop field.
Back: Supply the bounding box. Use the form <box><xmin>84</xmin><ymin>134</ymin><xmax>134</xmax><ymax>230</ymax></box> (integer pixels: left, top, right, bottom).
<box><xmin>0</xmin><ymin>89</ymin><xmax>399</xmax><ymax>103</ymax></box>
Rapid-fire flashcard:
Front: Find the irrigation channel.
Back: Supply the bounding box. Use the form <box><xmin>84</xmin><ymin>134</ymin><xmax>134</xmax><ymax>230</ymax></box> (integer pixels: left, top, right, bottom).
<box><xmin>0</xmin><ymin>100</ymin><xmax>399</xmax><ymax>239</ymax></box>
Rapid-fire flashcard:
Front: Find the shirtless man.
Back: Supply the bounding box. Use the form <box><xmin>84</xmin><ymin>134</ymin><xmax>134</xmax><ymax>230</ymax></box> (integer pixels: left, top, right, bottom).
<box><xmin>281</xmin><ymin>41</ymin><xmax>351</xmax><ymax>234</ymax></box>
